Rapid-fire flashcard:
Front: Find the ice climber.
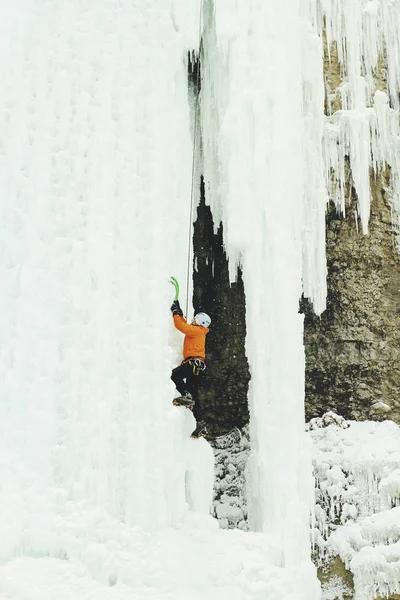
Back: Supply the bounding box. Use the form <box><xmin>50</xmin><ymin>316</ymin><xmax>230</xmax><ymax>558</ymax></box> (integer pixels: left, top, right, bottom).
<box><xmin>170</xmin><ymin>298</ymin><xmax>211</xmax><ymax>439</ymax></box>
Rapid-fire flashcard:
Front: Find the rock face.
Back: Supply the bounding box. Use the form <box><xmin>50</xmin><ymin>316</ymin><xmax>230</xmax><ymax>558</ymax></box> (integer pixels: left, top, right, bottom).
<box><xmin>317</xmin><ymin>556</ymin><xmax>354</xmax><ymax>600</ymax></box>
<box><xmin>302</xmin><ymin>28</ymin><xmax>400</xmax><ymax>600</ymax></box>
<box><xmin>192</xmin><ymin>183</ymin><xmax>250</xmax><ymax>437</ymax></box>
<box><xmin>303</xmin><ymin>26</ymin><xmax>400</xmax><ymax>427</ymax></box>
<box><xmin>302</xmin><ymin>181</ymin><xmax>400</xmax><ymax>425</ymax></box>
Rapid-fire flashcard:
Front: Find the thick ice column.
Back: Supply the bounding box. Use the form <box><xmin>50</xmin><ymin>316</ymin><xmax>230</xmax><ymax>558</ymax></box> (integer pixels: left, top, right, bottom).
<box><xmin>0</xmin><ymin>0</ymin><xmax>202</xmax><ymax>542</ymax></box>
<box><xmin>201</xmin><ymin>0</ymin><xmax>318</xmax><ymax>574</ymax></box>
<box><xmin>301</xmin><ymin>8</ymin><xmax>328</xmax><ymax>315</ymax></box>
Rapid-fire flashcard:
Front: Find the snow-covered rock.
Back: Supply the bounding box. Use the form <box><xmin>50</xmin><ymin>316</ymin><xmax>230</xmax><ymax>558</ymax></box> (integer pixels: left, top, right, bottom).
<box><xmin>310</xmin><ymin>414</ymin><xmax>400</xmax><ymax>600</ymax></box>
<box><xmin>212</xmin><ymin>427</ymin><xmax>250</xmax><ymax>531</ymax></box>
<box><xmin>212</xmin><ymin>414</ymin><xmax>400</xmax><ymax>600</ymax></box>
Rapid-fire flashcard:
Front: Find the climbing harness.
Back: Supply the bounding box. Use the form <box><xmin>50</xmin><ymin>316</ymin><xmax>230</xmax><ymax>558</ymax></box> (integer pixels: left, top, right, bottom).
<box><xmin>183</xmin><ymin>356</ymin><xmax>206</xmax><ymax>376</ymax></box>
<box><xmin>185</xmin><ymin>0</ymin><xmax>204</xmax><ymax>320</ymax></box>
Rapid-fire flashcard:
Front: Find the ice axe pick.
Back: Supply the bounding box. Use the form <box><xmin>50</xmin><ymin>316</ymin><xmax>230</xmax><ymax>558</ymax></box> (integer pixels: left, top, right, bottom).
<box><xmin>170</xmin><ymin>276</ymin><xmax>179</xmax><ymax>301</ymax></box>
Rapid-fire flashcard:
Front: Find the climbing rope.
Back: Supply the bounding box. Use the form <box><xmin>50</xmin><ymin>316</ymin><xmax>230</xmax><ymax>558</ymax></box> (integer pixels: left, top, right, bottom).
<box><xmin>185</xmin><ymin>0</ymin><xmax>204</xmax><ymax>320</ymax></box>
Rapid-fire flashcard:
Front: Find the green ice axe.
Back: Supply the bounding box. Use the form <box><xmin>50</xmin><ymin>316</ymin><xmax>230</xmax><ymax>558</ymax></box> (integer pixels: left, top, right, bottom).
<box><xmin>170</xmin><ymin>276</ymin><xmax>180</xmax><ymax>301</ymax></box>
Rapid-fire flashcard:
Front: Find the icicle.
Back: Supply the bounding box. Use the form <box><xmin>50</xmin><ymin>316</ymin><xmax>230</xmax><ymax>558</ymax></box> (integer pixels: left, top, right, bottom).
<box><xmin>310</xmin><ymin>0</ymin><xmax>400</xmax><ymax>238</ymax></box>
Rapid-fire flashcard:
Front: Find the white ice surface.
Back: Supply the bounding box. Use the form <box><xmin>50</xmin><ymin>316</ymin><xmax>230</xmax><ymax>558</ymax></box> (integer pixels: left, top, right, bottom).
<box><xmin>0</xmin><ymin>0</ymin><xmax>204</xmax><ymax>533</ymax></box>
<box><xmin>7</xmin><ymin>0</ymin><xmax>400</xmax><ymax>598</ymax></box>
<box><xmin>0</xmin><ymin>1</ymin><xmax>320</xmax><ymax>599</ymax></box>
<box><xmin>200</xmin><ymin>4</ymin><xmax>319</xmax><ymax>588</ymax></box>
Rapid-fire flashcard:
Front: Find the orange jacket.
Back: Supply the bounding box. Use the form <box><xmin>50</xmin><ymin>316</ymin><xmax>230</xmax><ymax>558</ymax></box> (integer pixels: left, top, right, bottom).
<box><xmin>173</xmin><ymin>315</ymin><xmax>209</xmax><ymax>359</ymax></box>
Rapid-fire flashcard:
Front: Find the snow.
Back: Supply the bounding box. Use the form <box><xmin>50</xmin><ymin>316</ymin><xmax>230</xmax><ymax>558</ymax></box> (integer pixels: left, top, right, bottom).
<box><xmin>320</xmin><ymin>575</ymin><xmax>353</xmax><ymax>600</ymax></box>
<box><xmin>213</xmin><ymin>416</ymin><xmax>400</xmax><ymax>600</ymax></box>
<box><xmin>310</xmin><ymin>415</ymin><xmax>400</xmax><ymax>600</ymax></box>
<box><xmin>213</xmin><ymin>428</ymin><xmax>250</xmax><ymax>531</ymax></box>
<box><xmin>0</xmin><ymin>527</ymin><xmax>318</xmax><ymax>600</ymax></box>
<box><xmin>0</xmin><ymin>511</ymin><xmax>316</xmax><ymax>600</ymax></box>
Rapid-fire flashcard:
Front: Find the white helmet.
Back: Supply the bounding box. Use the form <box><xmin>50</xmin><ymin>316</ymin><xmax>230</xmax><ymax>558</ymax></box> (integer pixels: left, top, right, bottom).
<box><xmin>194</xmin><ymin>312</ymin><xmax>211</xmax><ymax>328</ymax></box>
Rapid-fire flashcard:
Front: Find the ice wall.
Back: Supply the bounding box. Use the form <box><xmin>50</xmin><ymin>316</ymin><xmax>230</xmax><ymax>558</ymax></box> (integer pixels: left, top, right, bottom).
<box><xmin>313</xmin><ymin>0</ymin><xmax>400</xmax><ymax>237</ymax></box>
<box><xmin>301</xmin><ymin>0</ymin><xmax>400</xmax><ymax>310</ymax></box>
<box><xmin>201</xmin><ymin>0</ymin><xmax>317</xmax><ymax>574</ymax></box>
<box><xmin>0</xmin><ymin>0</ymin><xmax>207</xmax><ymax>557</ymax></box>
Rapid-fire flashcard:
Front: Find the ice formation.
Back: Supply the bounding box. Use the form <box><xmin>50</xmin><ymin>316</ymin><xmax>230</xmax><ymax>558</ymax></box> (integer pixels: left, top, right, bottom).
<box><xmin>0</xmin><ymin>0</ymin><xmax>209</xmax><ymax>533</ymax></box>
<box><xmin>214</xmin><ymin>412</ymin><xmax>400</xmax><ymax>600</ymax></box>
<box><xmin>213</xmin><ymin>427</ymin><xmax>250</xmax><ymax>530</ymax></box>
<box><xmin>0</xmin><ymin>0</ymin><xmax>321</xmax><ymax>598</ymax></box>
<box><xmin>201</xmin><ymin>0</ymin><xmax>317</xmax><ymax>572</ymax></box>
<box><xmin>1</xmin><ymin>0</ymin><xmax>400</xmax><ymax>597</ymax></box>
<box><xmin>0</xmin><ymin>0</ymin><xmax>217</xmax><ymax>590</ymax></box>
<box><xmin>310</xmin><ymin>416</ymin><xmax>400</xmax><ymax>600</ymax></box>
<box><xmin>214</xmin><ymin>417</ymin><xmax>400</xmax><ymax>599</ymax></box>
<box><xmin>201</xmin><ymin>0</ymin><xmax>400</xmax><ymax>578</ymax></box>
<box><xmin>313</xmin><ymin>0</ymin><xmax>400</xmax><ymax>238</ymax></box>
<box><xmin>210</xmin><ymin>414</ymin><xmax>400</xmax><ymax>600</ymax></box>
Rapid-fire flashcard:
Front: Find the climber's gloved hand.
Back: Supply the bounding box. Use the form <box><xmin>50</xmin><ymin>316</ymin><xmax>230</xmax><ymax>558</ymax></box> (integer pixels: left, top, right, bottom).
<box><xmin>171</xmin><ymin>300</ymin><xmax>183</xmax><ymax>317</ymax></box>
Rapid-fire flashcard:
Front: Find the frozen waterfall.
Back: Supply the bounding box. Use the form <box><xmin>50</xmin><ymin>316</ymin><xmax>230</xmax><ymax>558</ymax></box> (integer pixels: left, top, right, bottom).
<box><xmin>0</xmin><ymin>0</ymin><xmax>207</xmax><ymax>538</ymax></box>
<box><xmin>2</xmin><ymin>0</ymin><xmax>400</xmax><ymax>598</ymax></box>
<box><xmin>201</xmin><ymin>0</ymin><xmax>316</xmax><ymax>564</ymax></box>
<box><xmin>0</xmin><ymin>1</ymin><xmax>319</xmax><ymax>596</ymax></box>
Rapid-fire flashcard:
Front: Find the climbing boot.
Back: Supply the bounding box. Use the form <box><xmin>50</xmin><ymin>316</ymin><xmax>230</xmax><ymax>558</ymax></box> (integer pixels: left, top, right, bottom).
<box><xmin>190</xmin><ymin>421</ymin><xmax>208</xmax><ymax>439</ymax></box>
<box><xmin>173</xmin><ymin>392</ymin><xmax>194</xmax><ymax>410</ymax></box>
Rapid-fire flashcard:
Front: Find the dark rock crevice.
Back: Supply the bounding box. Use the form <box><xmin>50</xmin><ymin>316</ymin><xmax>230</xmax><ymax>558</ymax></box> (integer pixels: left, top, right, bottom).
<box><xmin>192</xmin><ymin>180</ymin><xmax>250</xmax><ymax>437</ymax></box>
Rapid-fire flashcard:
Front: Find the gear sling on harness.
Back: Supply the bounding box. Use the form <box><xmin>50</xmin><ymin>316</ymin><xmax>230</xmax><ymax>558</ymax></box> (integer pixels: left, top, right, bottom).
<box><xmin>184</xmin><ymin>356</ymin><xmax>206</xmax><ymax>376</ymax></box>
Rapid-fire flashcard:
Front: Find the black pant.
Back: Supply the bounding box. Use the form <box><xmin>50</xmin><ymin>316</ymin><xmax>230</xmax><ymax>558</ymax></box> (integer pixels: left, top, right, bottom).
<box><xmin>171</xmin><ymin>361</ymin><xmax>204</xmax><ymax>422</ymax></box>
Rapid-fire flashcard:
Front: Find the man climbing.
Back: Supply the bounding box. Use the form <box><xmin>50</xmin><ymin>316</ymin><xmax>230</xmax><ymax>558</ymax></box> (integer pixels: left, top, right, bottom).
<box><xmin>170</xmin><ymin>295</ymin><xmax>211</xmax><ymax>439</ymax></box>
